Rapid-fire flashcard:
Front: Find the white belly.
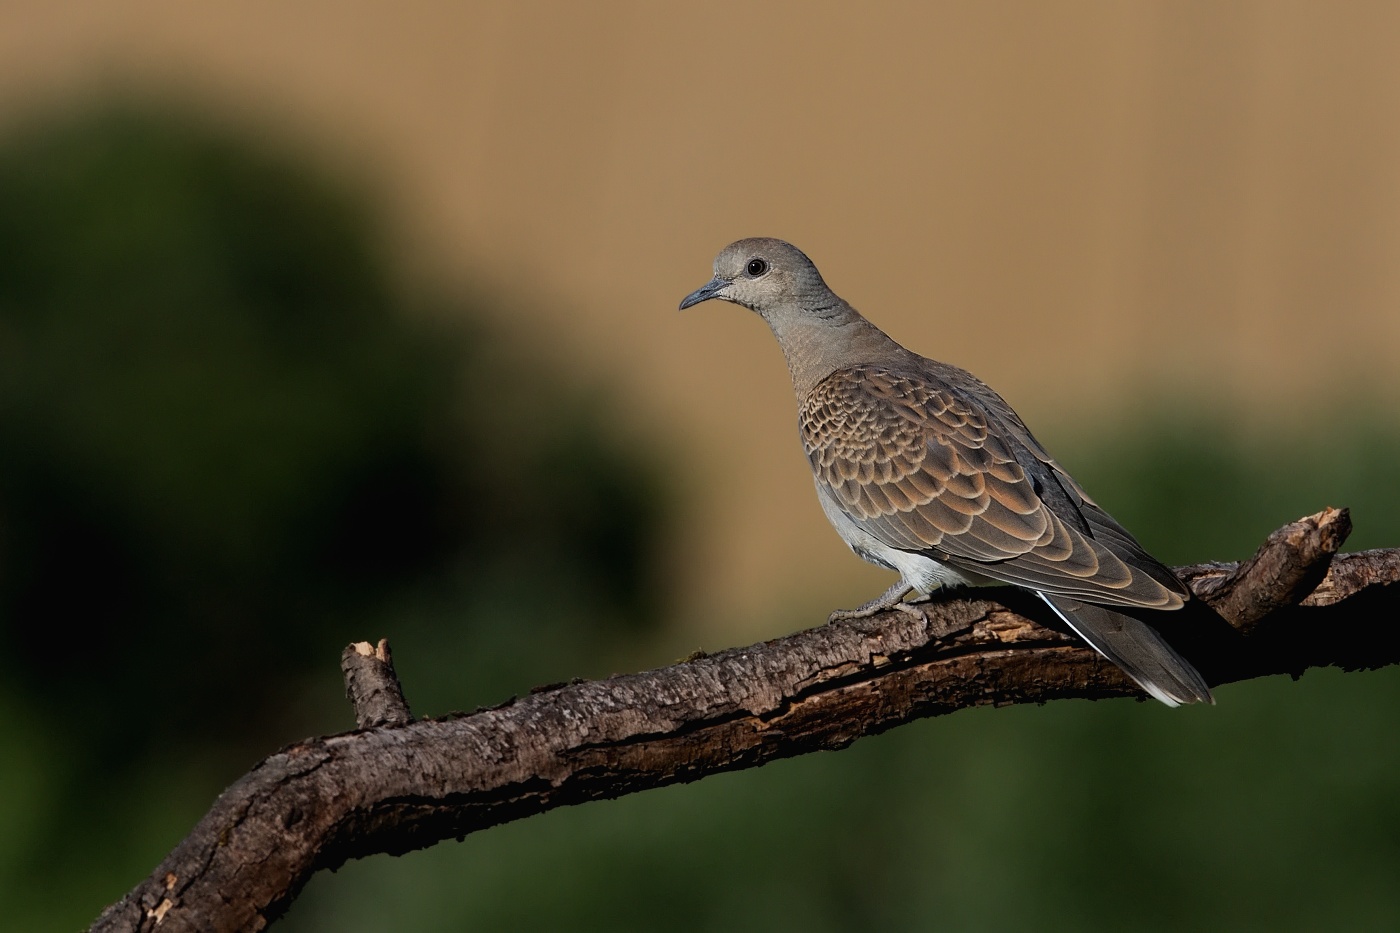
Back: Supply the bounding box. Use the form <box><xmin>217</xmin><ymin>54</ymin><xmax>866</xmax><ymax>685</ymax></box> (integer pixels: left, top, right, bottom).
<box><xmin>814</xmin><ymin>480</ymin><xmax>995</xmax><ymax>596</ymax></box>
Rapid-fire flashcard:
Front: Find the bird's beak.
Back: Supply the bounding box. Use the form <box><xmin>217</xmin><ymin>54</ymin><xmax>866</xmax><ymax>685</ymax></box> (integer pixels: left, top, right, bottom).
<box><xmin>678</xmin><ymin>277</ymin><xmax>731</xmax><ymax>310</ymax></box>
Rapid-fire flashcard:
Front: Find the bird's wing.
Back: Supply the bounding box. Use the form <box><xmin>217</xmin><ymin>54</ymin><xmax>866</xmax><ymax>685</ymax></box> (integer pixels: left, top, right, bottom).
<box><xmin>799</xmin><ymin>365</ymin><xmax>1185</xmax><ymax>609</ymax></box>
<box><xmin>945</xmin><ymin>369</ymin><xmax>1184</xmax><ymax>583</ymax></box>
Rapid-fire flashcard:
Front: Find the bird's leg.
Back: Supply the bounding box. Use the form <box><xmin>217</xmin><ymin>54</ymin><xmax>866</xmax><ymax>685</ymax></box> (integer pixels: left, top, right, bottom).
<box><xmin>828</xmin><ymin>580</ymin><xmax>926</xmax><ymax>623</ymax></box>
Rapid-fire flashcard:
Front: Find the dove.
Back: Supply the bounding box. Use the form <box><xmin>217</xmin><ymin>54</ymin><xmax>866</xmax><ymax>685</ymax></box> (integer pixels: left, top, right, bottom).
<box><xmin>680</xmin><ymin>237</ymin><xmax>1212</xmax><ymax>706</ymax></box>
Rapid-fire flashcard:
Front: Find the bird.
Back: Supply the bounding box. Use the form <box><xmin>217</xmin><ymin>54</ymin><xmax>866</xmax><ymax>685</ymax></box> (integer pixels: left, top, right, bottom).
<box><xmin>679</xmin><ymin>237</ymin><xmax>1213</xmax><ymax>707</ymax></box>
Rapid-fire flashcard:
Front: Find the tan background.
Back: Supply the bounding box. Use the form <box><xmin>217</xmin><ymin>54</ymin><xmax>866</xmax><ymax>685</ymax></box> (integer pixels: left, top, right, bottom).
<box><xmin>3</xmin><ymin>1</ymin><xmax>1397</xmax><ymax>636</ymax></box>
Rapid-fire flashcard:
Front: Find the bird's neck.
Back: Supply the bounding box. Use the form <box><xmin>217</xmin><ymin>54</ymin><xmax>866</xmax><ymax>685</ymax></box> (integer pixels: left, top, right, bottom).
<box><xmin>762</xmin><ymin>300</ymin><xmax>907</xmax><ymax>399</ymax></box>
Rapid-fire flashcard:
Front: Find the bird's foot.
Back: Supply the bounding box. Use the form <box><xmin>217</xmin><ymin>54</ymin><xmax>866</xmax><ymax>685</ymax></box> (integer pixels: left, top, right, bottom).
<box><xmin>827</xmin><ymin>582</ymin><xmax>925</xmax><ymax>624</ymax></box>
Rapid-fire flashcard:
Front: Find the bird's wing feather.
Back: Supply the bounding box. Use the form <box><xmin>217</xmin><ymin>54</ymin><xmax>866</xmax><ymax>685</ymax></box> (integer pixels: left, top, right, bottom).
<box><xmin>799</xmin><ymin>366</ymin><xmax>1185</xmax><ymax>609</ymax></box>
<box><xmin>955</xmin><ymin>375</ymin><xmax>1187</xmax><ymax>588</ymax></box>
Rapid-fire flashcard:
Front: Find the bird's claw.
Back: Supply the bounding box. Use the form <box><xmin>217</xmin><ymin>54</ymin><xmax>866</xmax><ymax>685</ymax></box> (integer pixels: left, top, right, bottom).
<box><xmin>827</xmin><ymin>599</ymin><xmax>927</xmax><ymax>625</ymax></box>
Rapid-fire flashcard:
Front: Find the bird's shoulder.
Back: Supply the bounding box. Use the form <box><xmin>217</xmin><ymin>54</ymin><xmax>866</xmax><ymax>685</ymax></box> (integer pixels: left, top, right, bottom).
<box><xmin>798</xmin><ymin>362</ymin><xmax>1014</xmax><ymax>458</ymax></box>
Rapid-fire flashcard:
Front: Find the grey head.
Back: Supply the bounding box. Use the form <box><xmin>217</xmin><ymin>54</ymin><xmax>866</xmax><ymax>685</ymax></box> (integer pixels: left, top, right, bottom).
<box><xmin>679</xmin><ymin>238</ymin><xmax>905</xmax><ymax>396</ymax></box>
<box><xmin>678</xmin><ymin>238</ymin><xmax>839</xmax><ymax>318</ymax></box>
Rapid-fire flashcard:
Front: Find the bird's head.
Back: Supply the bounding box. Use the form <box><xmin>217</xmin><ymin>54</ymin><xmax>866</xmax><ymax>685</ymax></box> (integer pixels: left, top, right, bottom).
<box><xmin>678</xmin><ymin>237</ymin><xmax>831</xmax><ymax>318</ymax></box>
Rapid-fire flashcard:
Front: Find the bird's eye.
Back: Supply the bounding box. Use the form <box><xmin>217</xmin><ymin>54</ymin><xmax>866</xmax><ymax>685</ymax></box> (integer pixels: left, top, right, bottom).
<box><xmin>746</xmin><ymin>258</ymin><xmax>769</xmax><ymax>277</ymax></box>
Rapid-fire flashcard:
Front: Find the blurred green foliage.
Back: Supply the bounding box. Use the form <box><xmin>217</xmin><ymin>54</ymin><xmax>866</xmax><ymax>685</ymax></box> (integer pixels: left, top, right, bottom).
<box><xmin>1055</xmin><ymin>406</ymin><xmax>1400</xmax><ymax>564</ymax></box>
<box><xmin>1</xmin><ymin>102</ymin><xmax>1396</xmax><ymax>933</ymax></box>
<box><xmin>0</xmin><ymin>102</ymin><xmax>668</xmax><ymax>927</ymax></box>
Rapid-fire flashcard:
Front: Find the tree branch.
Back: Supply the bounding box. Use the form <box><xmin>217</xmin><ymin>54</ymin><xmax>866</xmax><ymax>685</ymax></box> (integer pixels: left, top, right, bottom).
<box><xmin>340</xmin><ymin>639</ymin><xmax>412</xmax><ymax>729</ymax></box>
<box><xmin>91</xmin><ymin>508</ymin><xmax>1399</xmax><ymax>933</ymax></box>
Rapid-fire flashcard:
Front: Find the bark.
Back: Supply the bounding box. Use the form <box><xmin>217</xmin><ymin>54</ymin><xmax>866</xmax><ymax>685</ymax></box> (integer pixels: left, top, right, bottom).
<box><xmin>91</xmin><ymin>508</ymin><xmax>1399</xmax><ymax>933</ymax></box>
<box><xmin>340</xmin><ymin>639</ymin><xmax>412</xmax><ymax>729</ymax></box>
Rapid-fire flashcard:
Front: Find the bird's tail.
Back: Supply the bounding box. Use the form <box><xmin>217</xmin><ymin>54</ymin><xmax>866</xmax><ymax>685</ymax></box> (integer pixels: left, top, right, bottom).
<box><xmin>1037</xmin><ymin>593</ymin><xmax>1214</xmax><ymax>707</ymax></box>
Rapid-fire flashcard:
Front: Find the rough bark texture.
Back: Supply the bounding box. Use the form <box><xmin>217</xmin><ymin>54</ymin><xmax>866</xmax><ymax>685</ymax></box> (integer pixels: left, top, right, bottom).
<box><xmin>92</xmin><ymin>508</ymin><xmax>1399</xmax><ymax>933</ymax></box>
<box><xmin>340</xmin><ymin>639</ymin><xmax>412</xmax><ymax>729</ymax></box>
